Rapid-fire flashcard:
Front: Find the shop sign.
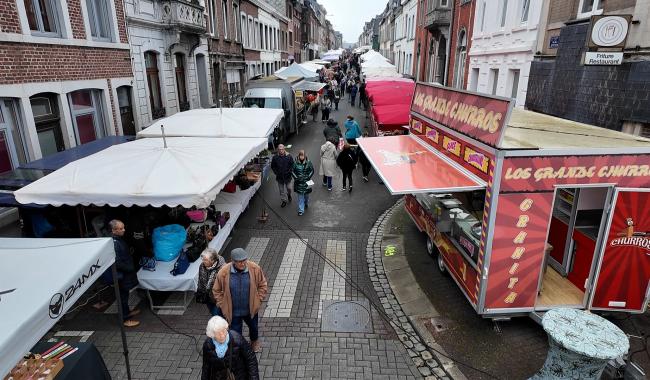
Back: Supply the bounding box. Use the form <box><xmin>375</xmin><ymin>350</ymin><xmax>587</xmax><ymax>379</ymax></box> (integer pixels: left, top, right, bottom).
<box><xmin>549</xmin><ymin>36</ymin><xmax>560</xmax><ymax>49</ymax></box>
<box><xmin>500</xmin><ymin>155</ymin><xmax>650</xmax><ymax>192</ymax></box>
<box><xmin>411</xmin><ymin>83</ymin><xmax>513</xmax><ymax>147</ymax></box>
<box><xmin>295</xmin><ymin>90</ymin><xmax>303</xmax><ymax>98</ymax></box>
<box><xmin>425</xmin><ymin>126</ymin><xmax>439</xmax><ymax>144</ymax></box>
<box><xmin>591</xmin><ymin>190</ymin><xmax>650</xmax><ymax>311</ymax></box>
<box><xmin>588</xmin><ymin>15</ymin><xmax>631</xmax><ymax>49</ymax></box>
<box><xmin>484</xmin><ymin>193</ymin><xmax>553</xmax><ymax>310</ymax></box>
<box><xmin>443</xmin><ymin>136</ymin><xmax>461</xmax><ymax>157</ymax></box>
<box><xmin>411</xmin><ymin>118</ymin><xmax>423</xmax><ymax>133</ymax></box>
<box><xmin>584</xmin><ymin>52</ymin><xmax>623</xmax><ymax>66</ymax></box>
<box><xmin>464</xmin><ymin>147</ymin><xmax>489</xmax><ymax>174</ymax></box>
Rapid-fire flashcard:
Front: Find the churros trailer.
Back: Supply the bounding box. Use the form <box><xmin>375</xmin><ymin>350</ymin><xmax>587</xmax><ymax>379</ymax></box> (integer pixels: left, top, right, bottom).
<box><xmin>358</xmin><ymin>83</ymin><xmax>650</xmax><ymax>319</ymax></box>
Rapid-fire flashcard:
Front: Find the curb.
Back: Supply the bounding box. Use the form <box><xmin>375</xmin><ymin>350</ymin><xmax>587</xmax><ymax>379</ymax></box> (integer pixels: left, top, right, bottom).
<box><xmin>366</xmin><ymin>198</ymin><xmax>452</xmax><ymax>380</ymax></box>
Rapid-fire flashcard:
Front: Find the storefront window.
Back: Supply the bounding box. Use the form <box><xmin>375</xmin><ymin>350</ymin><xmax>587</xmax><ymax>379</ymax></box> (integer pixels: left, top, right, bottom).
<box><xmin>30</xmin><ymin>93</ymin><xmax>64</xmax><ymax>157</ymax></box>
<box><xmin>68</xmin><ymin>89</ymin><xmax>106</xmax><ymax>145</ymax></box>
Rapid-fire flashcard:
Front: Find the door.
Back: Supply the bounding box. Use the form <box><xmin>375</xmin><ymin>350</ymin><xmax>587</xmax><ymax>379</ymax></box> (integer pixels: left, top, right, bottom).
<box><xmin>590</xmin><ymin>189</ymin><xmax>650</xmax><ymax>312</ymax></box>
<box><xmin>117</xmin><ymin>86</ymin><xmax>135</xmax><ymax>135</ymax></box>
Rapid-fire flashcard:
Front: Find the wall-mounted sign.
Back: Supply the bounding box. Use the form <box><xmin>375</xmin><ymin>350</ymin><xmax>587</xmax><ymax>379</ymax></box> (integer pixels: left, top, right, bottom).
<box><xmin>549</xmin><ymin>36</ymin><xmax>560</xmax><ymax>49</ymax></box>
<box><xmin>443</xmin><ymin>136</ymin><xmax>461</xmax><ymax>157</ymax></box>
<box><xmin>425</xmin><ymin>127</ymin><xmax>439</xmax><ymax>144</ymax></box>
<box><xmin>411</xmin><ymin>118</ymin><xmax>423</xmax><ymax>133</ymax></box>
<box><xmin>464</xmin><ymin>147</ymin><xmax>490</xmax><ymax>173</ymax></box>
<box><xmin>588</xmin><ymin>15</ymin><xmax>632</xmax><ymax>49</ymax></box>
<box><xmin>584</xmin><ymin>52</ymin><xmax>623</xmax><ymax>66</ymax></box>
<box><xmin>411</xmin><ymin>83</ymin><xmax>513</xmax><ymax>148</ymax></box>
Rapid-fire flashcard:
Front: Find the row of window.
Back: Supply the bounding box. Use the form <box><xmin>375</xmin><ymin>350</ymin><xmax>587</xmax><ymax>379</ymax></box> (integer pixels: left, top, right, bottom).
<box><xmin>468</xmin><ymin>67</ymin><xmax>521</xmax><ymax>101</ymax></box>
<box><xmin>395</xmin><ymin>13</ymin><xmax>416</xmax><ymax>41</ymax></box>
<box><xmin>396</xmin><ymin>51</ymin><xmax>414</xmax><ymax>75</ymax></box>
<box><xmin>208</xmin><ymin>0</ymin><xmax>240</xmax><ymax>42</ymax></box>
<box><xmin>0</xmin><ymin>88</ymin><xmax>129</xmax><ymax>173</ymax></box>
<box><xmin>24</xmin><ymin>0</ymin><xmax>116</xmax><ymax>41</ymax></box>
<box><xmin>246</xmin><ymin>61</ymin><xmax>288</xmax><ymax>79</ymax></box>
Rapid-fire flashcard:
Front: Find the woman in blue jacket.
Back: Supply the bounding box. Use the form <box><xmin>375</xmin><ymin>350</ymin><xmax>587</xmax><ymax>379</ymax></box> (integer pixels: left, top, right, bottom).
<box><xmin>344</xmin><ymin>115</ymin><xmax>362</xmax><ymax>144</ymax></box>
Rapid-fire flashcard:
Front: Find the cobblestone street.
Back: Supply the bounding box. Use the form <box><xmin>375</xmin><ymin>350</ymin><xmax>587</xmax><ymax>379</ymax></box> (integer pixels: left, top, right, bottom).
<box><xmin>52</xmin><ymin>100</ymin><xmax>442</xmax><ymax>379</ymax></box>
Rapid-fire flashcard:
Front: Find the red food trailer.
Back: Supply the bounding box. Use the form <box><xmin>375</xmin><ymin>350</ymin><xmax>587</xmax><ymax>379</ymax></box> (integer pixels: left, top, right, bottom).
<box><xmin>358</xmin><ymin>82</ymin><xmax>650</xmax><ymax>319</ymax></box>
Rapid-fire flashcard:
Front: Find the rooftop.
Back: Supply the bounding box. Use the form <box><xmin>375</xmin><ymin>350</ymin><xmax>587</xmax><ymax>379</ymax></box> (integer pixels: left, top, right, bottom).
<box><xmin>502</xmin><ymin>109</ymin><xmax>650</xmax><ymax>149</ymax></box>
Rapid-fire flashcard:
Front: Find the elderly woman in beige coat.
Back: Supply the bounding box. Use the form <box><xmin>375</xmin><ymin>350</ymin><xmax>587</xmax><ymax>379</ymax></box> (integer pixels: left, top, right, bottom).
<box><xmin>319</xmin><ymin>140</ymin><xmax>338</xmax><ymax>191</ymax></box>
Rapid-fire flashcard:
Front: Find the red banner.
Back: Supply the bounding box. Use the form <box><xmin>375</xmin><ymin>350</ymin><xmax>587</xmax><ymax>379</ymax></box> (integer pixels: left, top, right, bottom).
<box><xmin>484</xmin><ymin>193</ymin><xmax>554</xmax><ymax>310</ymax></box>
<box><xmin>591</xmin><ymin>190</ymin><xmax>650</xmax><ymax>311</ymax></box>
<box><xmin>501</xmin><ymin>155</ymin><xmax>650</xmax><ymax>192</ymax></box>
<box><xmin>411</xmin><ymin>84</ymin><xmax>512</xmax><ymax>147</ymax></box>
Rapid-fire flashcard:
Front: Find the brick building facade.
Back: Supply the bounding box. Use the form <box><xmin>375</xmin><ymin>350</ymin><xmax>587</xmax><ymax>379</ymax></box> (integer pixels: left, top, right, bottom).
<box><xmin>526</xmin><ymin>0</ymin><xmax>650</xmax><ymax>135</ymax></box>
<box><xmin>0</xmin><ymin>0</ymin><xmax>133</xmax><ymax>171</ymax></box>
<box><xmin>413</xmin><ymin>0</ymin><xmax>452</xmax><ymax>84</ymax></box>
<box><xmin>446</xmin><ymin>0</ymin><xmax>474</xmax><ymax>89</ymax></box>
<box><xmin>206</xmin><ymin>0</ymin><xmax>246</xmax><ymax>106</ymax></box>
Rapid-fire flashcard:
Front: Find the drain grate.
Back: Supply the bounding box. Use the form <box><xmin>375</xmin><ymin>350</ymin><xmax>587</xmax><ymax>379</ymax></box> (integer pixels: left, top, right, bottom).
<box><xmin>321</xmin><ymin>299</ymin><xmax>373</xmax><ymax>333</ymax></box>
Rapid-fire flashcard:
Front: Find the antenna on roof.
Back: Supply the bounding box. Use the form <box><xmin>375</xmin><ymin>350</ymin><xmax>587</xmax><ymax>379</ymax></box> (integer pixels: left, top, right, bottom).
<box><xmin>160</xmin><ymin>125</ymin><xmax>167</xmax><ymax>148</ymax></box>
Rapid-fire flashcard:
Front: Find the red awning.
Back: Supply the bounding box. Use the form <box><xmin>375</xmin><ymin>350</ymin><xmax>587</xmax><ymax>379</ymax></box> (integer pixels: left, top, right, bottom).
<box><xmin>357</xmin><ymin>135</ymin><xmax>486</xmax><ymax>194</ymax></box>
<box><xmin>372</xmin><ymin>104</ymin><xmax>411</xmax><ymax>129</ymax></box>
<box><xmin>366</xmin><ymin>82</ymin><xmax>415</xmax><ymax>106</ymax></box>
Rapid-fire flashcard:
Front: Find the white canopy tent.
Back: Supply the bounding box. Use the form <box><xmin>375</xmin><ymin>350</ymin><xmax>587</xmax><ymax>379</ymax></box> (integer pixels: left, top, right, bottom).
<box><xmin>300</xmin><ymin>62</ymin><xmax>324</xmax><ymax>72</ymax></box>
<box><xmin>137</xmin><ymin>108</ymin><xmax>283</xmax><ymax>139</ymax></box>
<box><xmin>361</xmin><ymin>57</ymin><xmax>395</xmax><ymax>69</ymax></box>
<box><xmin>360</xmin><ymin>50</ymin><xmax>388</xmax><ymax>62</ymax></box>
<box><xmin>275</xmin><ymin>62</ymin><xmax>318</xmax><ymax>81</ymax></box>
<box><xmin>362</xmin><ymin>67</ymin><xmax>403</xmax><ymax>78</ymax></box>
<box><xmin>0</xmin><ymin>238</ymin><xmax>117</xmax><ymax>376</ymax></box>
<box><xmin>14</xmin><ymin>137</ymin><xmax>266</xmax><ymax>208</ymax></box>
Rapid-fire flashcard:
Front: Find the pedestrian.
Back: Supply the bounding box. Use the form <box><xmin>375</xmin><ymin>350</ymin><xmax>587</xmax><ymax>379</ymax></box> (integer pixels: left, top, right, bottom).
<box><xmin>319</xmin><ymin>140</ymin><xmax>338</xmax><ymax>191</ymax></box>
<box><xmin>201</xmin><ymin>315</ymin><xmax>259</xmax><ymax>380</ymax></box>
<box><xmin>358</xmin><ymin>133</ymin><xmax>372</xmax><ymax>182</ymax></box>
<box><xmin>292</xmin><ymin>150</ymin><xmax>314</xmax><ymax>216</ymax></box>
<box><xmin>359</xmin><ymin>80</ymin><xmax>367</xmax><ymax>110</ymax></box>
<box><xmin>323</xmin><ymin>119</ymin><xmax>342</xmax><ymax>145</ymax></box>
<box><xmin>340</xmin><ymin>75</ymin><xmax>347</xmax><ymax>94</ymax></box>
<box><xmin>344</xmin><ymin>115</ymin><xmax>362</xmax><ymax>144</ymax></box>
<box><xmin>320</xmin><ymin>95</ymin><xmax>331</xmax><ymax>122</ymax></box>
<box><xmin>350</xmin><ymin>81</ymin><xmax>358</xmax><ymax>107</ymax></box>
<box><xmin>333</xmin><ymin>85</ymin><xmax>341</xmax><ymax>111</ymax></box>
<box><xmin>336</xmin><ymin>143</ymin><xmax>358</xmax><ymax>192</ymax></box>
<box><xmin>270</xmin><ymin>144</ymin><xmax>293</xmax><ymax>208</ymax></box>
<box><xmin>196</xmin><ymin>248</ymin><xmax>226</xmax><ymax>316</ymax></box>
<box><xmin>110</xmin><ymin>219</ymin><xmax>141</xmax><ymax>327</ymax></box>
<box><xmin>212</xmin><ymin>248</ymin><xmax>268</xmax><ymax>353</ymax></box>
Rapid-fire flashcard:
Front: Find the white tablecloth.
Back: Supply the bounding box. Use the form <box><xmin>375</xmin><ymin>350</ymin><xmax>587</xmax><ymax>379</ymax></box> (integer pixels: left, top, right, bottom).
<box><xmin>136</xmin><ymin>180</ymin><xmax>262</xmax><ymax>292</ymax></box>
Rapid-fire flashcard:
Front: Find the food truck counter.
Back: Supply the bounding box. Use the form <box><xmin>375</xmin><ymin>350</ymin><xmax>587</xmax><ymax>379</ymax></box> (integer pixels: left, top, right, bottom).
<box><xmin>415</xmin><ymin>193</ymin><xmax>481</xmax><ymax>264</ymax></box>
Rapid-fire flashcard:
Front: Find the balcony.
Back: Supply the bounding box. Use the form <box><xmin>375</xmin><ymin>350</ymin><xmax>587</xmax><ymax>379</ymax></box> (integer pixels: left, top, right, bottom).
<box><xmin>161</xmin><ymin>0</ymin><xmax>206</xmax><ymax>34</ymax></box>
<box><xmin>425</xmin><ymin>8</ymin><xmax>451</xmax><ymax>29</ymax></box>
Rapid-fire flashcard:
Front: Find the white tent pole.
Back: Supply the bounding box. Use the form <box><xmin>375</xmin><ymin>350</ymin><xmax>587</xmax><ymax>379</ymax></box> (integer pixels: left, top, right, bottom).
<box><xmin>160</xmin><ymin>125</ymin><xmax>167</xmax><ymax>148</ymax></box>
<box><xmin>218</xmin><ymin>100</ymin><xmax>223</xmax><ymax>136</ymax></box>
<box><xmin>111</xmin><ymin>263</ymin><xmax>133</xmax><ymax>380</ymax></box>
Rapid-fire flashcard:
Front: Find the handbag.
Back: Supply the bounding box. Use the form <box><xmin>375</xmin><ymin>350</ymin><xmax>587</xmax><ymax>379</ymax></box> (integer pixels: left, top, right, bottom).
<box><xmin>186</xmin><ymin>209</ymin><xmax>207</xmax><ymax>223</ymax></box>
<box><xmin>139</xmin><ymin>257</ymin><xmax>156</xmax><ymax>271</ymax></box>
<box><xmin>170</xmin><ymin>249</ymin><xmax>190</xmax><ymax>276</ymax></box>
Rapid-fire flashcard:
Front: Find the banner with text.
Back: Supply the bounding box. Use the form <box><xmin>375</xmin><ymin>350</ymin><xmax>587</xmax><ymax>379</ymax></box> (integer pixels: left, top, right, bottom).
<box><xmin>411</xmin><ymin>83</ymin><xmax>512</xmax><ymax>147</ymax></box>
<box><xmin>484</xmin><ymin>192</ymin><xmax>554</xmax><ymax>310</ymax></box>
<box><xmin>501</xmin><ymin>155</ymin><xmax>650</xmax><ymax>192</ymax></box>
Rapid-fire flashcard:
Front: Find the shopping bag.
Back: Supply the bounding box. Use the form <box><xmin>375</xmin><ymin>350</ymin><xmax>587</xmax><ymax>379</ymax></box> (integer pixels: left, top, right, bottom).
<box><xmin>170</xmin><ymin>249</ymin><xmax>190</xmax><ymax>276</ymax></box>
<box><xmin>152</xmin><ymin>224</ymin><xmax>186</xmax><ymax>262</ymax></box>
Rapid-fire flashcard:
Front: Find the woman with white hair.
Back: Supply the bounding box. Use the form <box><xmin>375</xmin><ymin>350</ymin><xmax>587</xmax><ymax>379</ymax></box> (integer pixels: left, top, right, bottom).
<box><xmin>201</xmin><ymin>316</ymin><xmax>259</xmax><ymax>380</ymax></box>
<box><xmin>196</xmin><ymin>248</ymin><xmax>226</xmax><ymax>316</ymax></box>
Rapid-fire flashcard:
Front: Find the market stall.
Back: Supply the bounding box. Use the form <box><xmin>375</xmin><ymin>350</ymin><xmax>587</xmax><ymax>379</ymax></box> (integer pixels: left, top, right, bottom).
<box><xmin>137</xmin><ymin>108</ymin><xmax>283</xmax><ymax>139</ymax></box>
<box><xmin>369</xmin><ymin>104</ymin><xmax>411</xmax><ymax>136</ymax></box>
<box><xmin>0</xmin><ymin>238</ymin><xmax>128</xmax><ymax>378</ymax></box>
<box><xmin>359</xmin><ymin>82</ymin><xmax>650</xmax><ymax>319</ymax></box>
<box><xmin>275</xmin><ymin>63</ymin><xmax>319</xmax><ymax>81</ymax></box>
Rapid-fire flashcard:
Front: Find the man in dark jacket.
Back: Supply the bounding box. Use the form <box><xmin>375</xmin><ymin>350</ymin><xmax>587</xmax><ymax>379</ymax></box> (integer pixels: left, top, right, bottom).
<box><xmin>270</xmin><ymin>144</ymin><xmax>294</xmax><ymax>207</ymax></box>
<box><xmin>111</xmin><ymin>219</ymin><xmax>141</xmax><ymax>327</ymax></box>
<box><xmin>323</xmin><ymin>119</ymin><xmax>342</xmax><ymax>145</ymax></box>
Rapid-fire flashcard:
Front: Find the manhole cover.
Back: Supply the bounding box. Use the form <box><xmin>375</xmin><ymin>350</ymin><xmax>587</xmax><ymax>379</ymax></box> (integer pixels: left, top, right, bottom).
<box><xmin>321</xmin><ymin>300</ymin><xmax>373</xmax><ymax>333</ymax></box>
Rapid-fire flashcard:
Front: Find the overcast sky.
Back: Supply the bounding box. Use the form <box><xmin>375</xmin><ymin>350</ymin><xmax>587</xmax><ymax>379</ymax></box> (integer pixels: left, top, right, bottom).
<box><xmin>317</xmin><ymin>0</ymin><xmax>387</xmax><ymax>43</ymax></box>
